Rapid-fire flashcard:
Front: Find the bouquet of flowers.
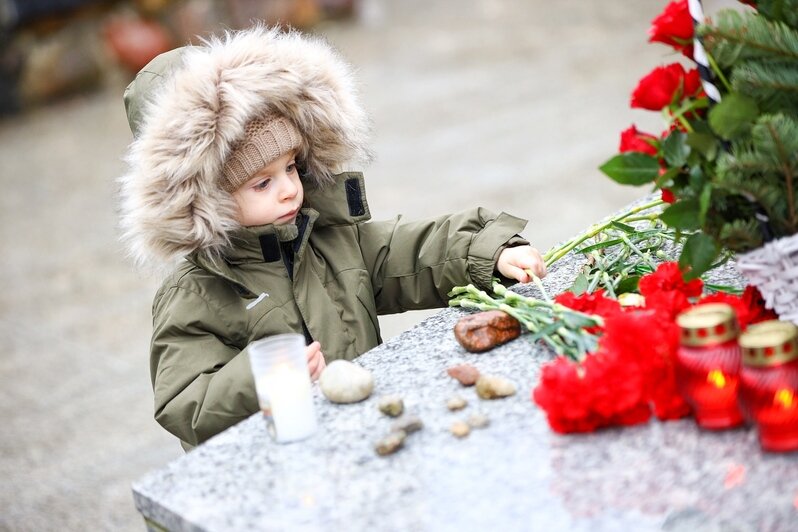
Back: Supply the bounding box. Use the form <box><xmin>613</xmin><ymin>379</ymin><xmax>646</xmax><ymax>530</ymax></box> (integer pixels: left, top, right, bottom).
<box><xmin>451</xmin><ymin>0</ymin><xmax>796</xmax><ymax>435</ymax></box>
<box><xmin>450</xmin><ymin>262</ymin><xmax>776</xmax><ymax>434</ymax></box>
<box><xmin>532</xmin><ymin>262</ymin><xmax>775</xmax><ymax>433</ymax></box>
<box><xmin>599</xmin><ymin>0</ymin><xmax>798</xmax><ymax>321</ymax></box>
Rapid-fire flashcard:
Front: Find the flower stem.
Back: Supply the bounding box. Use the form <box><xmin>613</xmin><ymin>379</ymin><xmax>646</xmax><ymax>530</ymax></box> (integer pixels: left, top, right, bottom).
<box><xmin>543</xmin><ymin>199</ymin><xmax>664</xmax><ymax>267</ymax></box>
<box><xmin>706</xmin><ymin>52</ymin><xmax>733</xmax><ymax>94</ymax></box>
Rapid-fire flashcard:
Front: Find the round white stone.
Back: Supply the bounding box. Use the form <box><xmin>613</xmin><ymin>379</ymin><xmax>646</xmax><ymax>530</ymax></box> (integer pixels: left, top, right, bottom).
<box><xmin>319</xmin><ymin>360</ymin><xmax>375</xmax><ymax>404</ymax></box>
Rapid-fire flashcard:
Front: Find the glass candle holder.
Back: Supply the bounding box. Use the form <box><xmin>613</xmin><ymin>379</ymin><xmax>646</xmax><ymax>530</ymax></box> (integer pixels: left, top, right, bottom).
<box><xmin>739</xmin><ymin>320</ymin><xmax>798</xmax><ymax>452</ymax></box>
<box><xmin>248</xmin><ymin>333</ymin><xmax>317</xmax><ymax>443</ymax></box>
<box><xmin>675</xmin><ymin>303</ymin><xmax>744</xmax><ymax>430</ymax></box>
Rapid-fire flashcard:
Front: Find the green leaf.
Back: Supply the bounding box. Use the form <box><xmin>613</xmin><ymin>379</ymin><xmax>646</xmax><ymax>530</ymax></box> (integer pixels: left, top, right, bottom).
<box><xmin>610</xmin><ymin>221</ymin><xmax>638</xmax><ymax>233</ymax></box>
<box><xmin>688</xmin><ymin>165</ymin><xmax>707</xmax><ymax>191</ymax></box>
<box><xmin>578</xmin><ymin>238</ymin><xmax>624</xmax><ymax>253</ymax></box>
<box><xmin>655</xmin><ymin>166</ymin><xmax>681</xmax><ymax>188</ymax></box>
<box><xmin>679</xmin><ymin>233</ymin><xmax>720</xmax><ymax>279</ymax></box>
<box><xmin>708</xmin><ymin>93</ymin><xmax>760</xmax><ymax>139</ymax></box>
<box><xmin>686</xmin><ymin>132</ymin><xmax>718</xmax><ymax>161</ymax></box>
<box><xmin>660</xmin><ymin>200</ymin><xmax>701</xmax><ymax>230</ymax></box>
<box><xmin>616</xmin><ymin>275</ymin><xmax>641</xmax><ymax>294</ymax></box>
<box><xmin>699</xmin><ymin>185</ymin><xmax>712</xmax><ymax>225</ymax></box>
<box><xmin>571</xmin><ymin>273</ymin><xmax>588</xmax><ymax>296</ymax></box>
<box><xmin>662</xmin><ymin>131</ymin><xmax>690</xmax><ymax>167</ymax></box>
<box><xmin>599</xmin><ymin>153</ymin><xmax>660</xmax><ymax>185</ymax></box>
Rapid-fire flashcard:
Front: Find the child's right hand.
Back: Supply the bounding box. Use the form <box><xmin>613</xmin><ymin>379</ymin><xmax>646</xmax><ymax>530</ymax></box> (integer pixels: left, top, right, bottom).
<box><xmin>306</xmin><ymin>341</ymin><xmax>326</xmax><ymax>381</ymax></box>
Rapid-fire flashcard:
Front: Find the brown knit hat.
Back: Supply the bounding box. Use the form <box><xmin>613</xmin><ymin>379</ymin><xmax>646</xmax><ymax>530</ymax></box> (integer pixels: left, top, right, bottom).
<box><xmin>221</xmin><ymin>114</ymin><xmax>302</xmax><ymax>192</ymax></box>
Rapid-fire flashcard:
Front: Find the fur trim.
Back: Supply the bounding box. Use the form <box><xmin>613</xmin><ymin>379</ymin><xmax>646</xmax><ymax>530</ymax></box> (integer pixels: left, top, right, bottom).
<box><xmin>118</xmin><ymin>26</ymin><xmax>372</xmax><ymax>270</ymax></box>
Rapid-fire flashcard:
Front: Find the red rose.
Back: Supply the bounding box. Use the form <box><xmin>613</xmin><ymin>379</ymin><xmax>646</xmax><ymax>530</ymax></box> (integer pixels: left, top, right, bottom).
<box><xmin>683</xmin><ymin>68</ymin><xmax>703</xmax><ymax>97</ymax></box>
<box><xmin>619</xmin><ymin>125</ymin><xmax>659</xmax><ymax>155</ymax></box>
<box><xmin>631</xmin><ymin>63</ymin><xmax>703</xmax><ymax>111</ymax></box>
<box><xmin>661</xmin><ymin>188</ymin><xmax>676</xmax><ymax>203</ymax></box>
<box><xmin>639</xmin><ymin>261</ymin><xmax>703</xmax><ymax>299</ymax></box>
<box><xmin>648</xmin><ymin>0</ymin><xmax>695</xmax><ymax>58</ymax></box>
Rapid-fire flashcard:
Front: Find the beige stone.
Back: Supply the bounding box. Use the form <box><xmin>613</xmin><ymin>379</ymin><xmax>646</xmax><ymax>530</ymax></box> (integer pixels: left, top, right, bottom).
<box><xmin>319</xmin><ymin>360</ymin><xmax>374</xmax><ymax>404</ymax></box>
<box><xmin>476</xmin><ymin>375</ymin><xmax>516</xmax><ymax>400</ymax></box>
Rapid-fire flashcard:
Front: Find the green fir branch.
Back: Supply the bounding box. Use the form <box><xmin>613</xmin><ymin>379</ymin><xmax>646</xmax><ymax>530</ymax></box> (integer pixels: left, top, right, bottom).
<box><xmin>700</xmin><ymin>11</ymin><xmax>798</xmax><ymax>67</ymax></box>
<box><xmin>732</xmin><ymin>60</ymin><xmax>798</xmax><ymax>116</ymax></box>
<box><xmin>755</xmin><ymin>0</ymin><xmax>798</xmax><ymax>31</ymax></box>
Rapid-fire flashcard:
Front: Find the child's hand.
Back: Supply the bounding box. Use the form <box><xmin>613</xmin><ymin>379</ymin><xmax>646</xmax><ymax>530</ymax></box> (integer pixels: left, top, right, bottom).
<box><xmin>496</xmin><ymin>245</ymin><xmax>546</xmax><ymax>283</ymax></box>
<box><xmin>306</xmin><ymin>341</ymin><xmax>326</xmax><ymax>381</ymax></box>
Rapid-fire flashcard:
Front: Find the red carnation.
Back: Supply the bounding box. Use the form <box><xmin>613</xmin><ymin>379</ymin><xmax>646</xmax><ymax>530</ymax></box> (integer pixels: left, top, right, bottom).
<box><xmin>639</xmin><ymin>261</ymin><xmax>703</xmax><ymax>298</ymax></box>
<box><xmin>740</xmin><ymin>285</ymin><xmax>777</xmax><ymax>324</ymax></box>
<box><xmin>631</xmin><ymin>63</ymin><xmax>703</xmax><ymax>111</ymax></box>
<box><xmin>649</xmin><ymin>0</ymin><xmax>695</xmax><ymax>58</ymax></box>
<box><xmin>619</xmin><ymin>125</ymin><xmax>659</xmax><ymax>156</ymax></box>
<box><xmin>644</xmin><ymin>290</ymin><xmax>692</xmax><ymax>320</ymax></box>
<box><xmin>554</xmin><ymin>290</ymin><xmax>622</xmax><ymax>333</ymax></box>
<box><xmin>599</xmin><ymin>309</ymin><xmax>690</xmax><ymax>421</ymax></box>
<box><xmin>533</xmin><ymin>357</ymin><xmax>605</xmax><ymax>434</ymax></box>
<box><xmin>697</xmin><ymin>285</ymin><xmax>777</xmax><ymax>330</ymax></box>
<box><xmin>532</xmin><ymin>352</ymin><xmax>651</xmax><ymax>434</ymax></box>
<box><xmin>584</xmin><ymin>351</ymin><xmax>650</xmax><ymax>426</ymax></box>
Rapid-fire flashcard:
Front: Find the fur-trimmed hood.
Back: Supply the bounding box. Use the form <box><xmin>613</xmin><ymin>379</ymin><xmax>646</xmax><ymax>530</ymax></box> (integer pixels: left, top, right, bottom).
<box><xmin>118</xmin><ymin>26</ymin><xmax>371</xmax><ymax>270</ymax></box>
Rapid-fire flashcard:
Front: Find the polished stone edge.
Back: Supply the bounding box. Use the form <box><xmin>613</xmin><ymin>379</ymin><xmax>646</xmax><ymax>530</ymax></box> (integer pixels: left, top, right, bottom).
<box><xmin>130</xmin><ymin>193</ymin><xmax>748</xmax><ymax>531</ymax></box>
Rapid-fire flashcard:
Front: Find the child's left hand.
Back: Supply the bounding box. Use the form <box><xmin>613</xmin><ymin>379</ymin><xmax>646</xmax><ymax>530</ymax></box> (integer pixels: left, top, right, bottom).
<box><xmin>496</xmin><ymin>245</ymin><xmax>546</xmax><ymax>283</ymax></box>
<box><xmin>306</xmin><ymin>341</ymin><xmax>326</xmax><ymax>381</ymax></box>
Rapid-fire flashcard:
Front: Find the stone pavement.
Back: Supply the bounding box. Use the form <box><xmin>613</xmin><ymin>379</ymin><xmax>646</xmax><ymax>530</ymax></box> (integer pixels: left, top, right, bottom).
<box><xmin>0</xmin><ymin>1</ymin><xmax>737</xmax><ymax>529</ymax></box>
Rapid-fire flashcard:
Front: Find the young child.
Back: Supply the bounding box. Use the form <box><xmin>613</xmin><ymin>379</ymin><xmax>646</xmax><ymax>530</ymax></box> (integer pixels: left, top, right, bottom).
<box><xmin>119</xmin><ymin>26</ymin><xmax>546</xmax><ymax>451</ymax></box>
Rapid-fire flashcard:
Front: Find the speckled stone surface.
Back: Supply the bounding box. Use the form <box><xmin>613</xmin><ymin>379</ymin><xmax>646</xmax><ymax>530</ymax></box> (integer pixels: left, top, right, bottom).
<box><xmin>132</xmin><ymin>202</ymin><xmax>798</xmax><ymax>532</ymax></box>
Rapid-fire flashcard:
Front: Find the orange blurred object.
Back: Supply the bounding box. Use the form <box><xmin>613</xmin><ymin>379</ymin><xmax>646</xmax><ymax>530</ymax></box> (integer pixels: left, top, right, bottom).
<box><xmin>103</xmin><ymin>17</ymin><xmax>174</xmax><ymax>73</ymax></box>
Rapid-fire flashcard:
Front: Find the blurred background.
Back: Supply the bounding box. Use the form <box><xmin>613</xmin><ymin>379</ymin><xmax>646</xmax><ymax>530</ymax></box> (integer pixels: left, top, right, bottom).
<box><xmin>0</xmin><ymin>0</ymin><xmax>737</xmax><ymax>529</ymax></box>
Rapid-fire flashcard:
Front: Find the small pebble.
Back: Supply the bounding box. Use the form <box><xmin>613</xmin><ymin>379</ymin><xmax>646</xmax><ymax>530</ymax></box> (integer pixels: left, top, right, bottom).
<box><xmin>467</xmin><ymin>413</ymin><xmax>490</xmax><ymax>429</ymax></box>
<box><xmin>446</xmin><ymin>364</ymin><xmax>480</xmax><ymax>386</ymax></box>
<box><xmin>450</xmin><ymin>421</ymin><xmax>470</xmax><ymax>438</ymax></box>
<box><xmin>476</xmin><ymin>375</ymin><xmax>516</xmax><ymax>399</ymax></box>
<box><xmin>391</xmin><ymin>415</ymin><xmax>423</xmax><ymax>435</ymax></box>
<box><xmin>446</xmin><ymin>395</ymin><xmax>467</xmax><ymax>411</ymax></box>
<box><xmin>377</xmin><ymin>395</ymin><xmax>404</xmax><ymax>417</ymax></box>
<box><xmin>375</xmin><ymin>430</ymin><xmax>406</xmax><ymax>456</ymax></box>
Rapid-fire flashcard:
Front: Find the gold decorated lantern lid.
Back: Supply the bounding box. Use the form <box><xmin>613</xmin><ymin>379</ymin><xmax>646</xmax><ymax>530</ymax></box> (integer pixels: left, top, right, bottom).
<box><xmin>676</xmin><ymin>303</ymin><xmax>740</xmax><ymax>347</ymax></box>
<box><xmin>739</xmin><ymin>320</ymin><xmax>798</xmax><ymax>367</ymax></box>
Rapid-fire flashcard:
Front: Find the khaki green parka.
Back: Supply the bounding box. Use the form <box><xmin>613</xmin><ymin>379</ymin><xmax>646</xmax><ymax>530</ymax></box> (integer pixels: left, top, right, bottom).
<box><xmin>151</xmin><ymin>173</ymin><xmax>528</xmax><ymax>449</ymax></box>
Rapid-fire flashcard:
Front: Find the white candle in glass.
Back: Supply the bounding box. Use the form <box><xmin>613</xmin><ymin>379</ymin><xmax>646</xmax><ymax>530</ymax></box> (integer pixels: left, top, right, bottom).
<box><xmin>256</xmin><ymin>362</ymin><xmax>317</xmax><ymax>442</ymax></box>
<box><xmin>249</xmin><ymin>334</ymin><xmax>317</xmax><ymax>443</ymax></box>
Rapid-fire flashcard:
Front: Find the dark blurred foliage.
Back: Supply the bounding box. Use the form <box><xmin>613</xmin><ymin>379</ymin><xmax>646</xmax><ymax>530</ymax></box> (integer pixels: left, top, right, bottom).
<box><xmin>0</xmin><ymin>0</ymin><xmax>356</xmax><ymax>117</ymax></box>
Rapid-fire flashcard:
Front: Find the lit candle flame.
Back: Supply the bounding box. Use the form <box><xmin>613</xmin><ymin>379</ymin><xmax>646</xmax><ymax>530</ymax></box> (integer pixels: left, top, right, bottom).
<box><xmin>774</xmin><ymin>389</ymin><xmax>795</xmax><ymax>409</ymax></box>
<box><xmin>707</xmin><ymin>369</ymin><xmax>726</xmax><ymax>388</ymax></box>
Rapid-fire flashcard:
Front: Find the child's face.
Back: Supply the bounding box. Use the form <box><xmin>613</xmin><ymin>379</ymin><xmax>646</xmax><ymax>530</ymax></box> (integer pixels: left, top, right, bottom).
<box><xmin>232</xmin><ymin>150</ymin><xmax>304</xmax><ymax>227</ymax></box>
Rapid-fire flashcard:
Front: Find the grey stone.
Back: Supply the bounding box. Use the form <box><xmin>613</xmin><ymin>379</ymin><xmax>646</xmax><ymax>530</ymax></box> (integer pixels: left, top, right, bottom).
<box><xmin>130</xmin><ymin>236</ymin><xmax>798</xmax><ymax>532</ymax></box>
<box><xmin>377</xmin><ymin>395</ymin><xmax>404</xmax><ymax>417</ymax></box>
<box><xmin>446</xmin><ymin>395</ymin><xmax>467</xmax><ymax>411</ymax></box>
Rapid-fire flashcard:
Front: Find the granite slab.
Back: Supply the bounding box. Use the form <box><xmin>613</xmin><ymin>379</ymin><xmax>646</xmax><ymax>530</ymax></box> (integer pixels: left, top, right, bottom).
<box><xmin>132</xmin><ymin>203</ymin><xmax>798</xmax><ymax>532</ymax></box>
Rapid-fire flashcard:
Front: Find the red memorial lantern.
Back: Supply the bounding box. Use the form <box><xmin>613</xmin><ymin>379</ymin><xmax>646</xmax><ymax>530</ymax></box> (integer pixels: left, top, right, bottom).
<box><xmin>738</xmin><ymin>320</ymin><xmax>798</xmax><ymax>452</ymax></box>
<box><xmin>675</xmin><ymin>303</ymin><xmax>744</xmax><ymax>430</ymax></box>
